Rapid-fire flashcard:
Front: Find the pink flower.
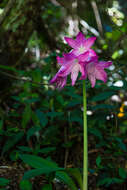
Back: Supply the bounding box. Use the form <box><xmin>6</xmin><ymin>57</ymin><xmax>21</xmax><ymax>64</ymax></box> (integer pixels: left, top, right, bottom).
<box><xmin>50</xmin><ymin>31</ymin><xmax>112</xmax><ymax>88</ymax></box>
<box><xmin>64</xmin><ymin>32</ymin><xmax>96</xmax><ymax>56</ymax></box>
<box><xmin>81</xmin><ymin>58</ymin><xmax>112</xmax><ymax>87</ymax></box>
<box><xmin>50</xmin><ymin>52</ymin><xmax>89</xmax><ymax>88</ymax></box>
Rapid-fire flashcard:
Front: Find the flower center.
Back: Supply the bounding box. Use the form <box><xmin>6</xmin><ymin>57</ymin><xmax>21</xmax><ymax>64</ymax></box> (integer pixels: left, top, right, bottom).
<box><xmin>78</xmin><ymin>46</ymin><xmax>85</xmax><ymax>54</ymax></box>
<box><xmin>74</xmin><ymin>59</ymin><xmax>78</xmax><ymax>64</ymax></box>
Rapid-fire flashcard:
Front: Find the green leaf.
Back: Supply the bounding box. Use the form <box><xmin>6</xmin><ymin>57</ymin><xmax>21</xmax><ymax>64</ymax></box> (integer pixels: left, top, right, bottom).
<box><xmin>20</xmin><ymin>180</ymin><xmax>32</xmax><ymax>190</ymax></box>
<box><xmin>23</xmin><ymin>169</ymin><xmax>54</xmax><ymax>180</ymax></box>
<box><xmin>88</xmin><ymin>128</ymin><xmax>102</xmax><ymax>139</ymax></box>
<box><xmin>20</xmin><ymin>154</ymin><xmax>59</xmax><ymax>170</ymax></box>
<box><xmin>66</xmin><ymin>168</ymin><xmax>83</xmax><ymax>190</ymax></box>
<box><xmin>2</xmin><ymin>132</ymin><xmax>24</xmax><ymax>155</ymax></box>
<box><xmin>0</xmin><ymin>178</ymin><xmax>10</xmax><ymax>186</ymax></box>
<box><xmin>17</xmin><ymin>146</ymin><xmax>32</xmax><ymax>152</ymax></box>
<box><xmin>119</xmin><ymin>141</ymin><xmax>127</xmax><ymax>152</ymax></box>
<box><xmin>112</xmin><ymin>178</ymin><xmax>123</xmax><ymax>184</ymax></box>
<box><xmin>22</xmin><ymin>105</ymin><xmax>31</xmax><ymax>128</ymax></box>
<box><xmin>119</xmin><ymin>168</ymin><xmax>127</xmax><ymax>179</ymax></box>
<box><xmin>55</xmin><ymin>171</ymin><xmax>78</xmax><ymax>190</ymax></box>
<box><xmin>115</xmin><ymin>137</ymin><xmax>127</xmax><ymax>151</ymax></box>
<box><xmin>96</xmin><ymin>156</ymin><xmax>102</xmax><ymax>167</ymax></box>
<box><xmin>112</xmin><ymin>51</ymin><xmax>120</xmax><ymax>59</ymax></box>
<box><xmin>39</xmin><ymin>147</ymin><xmax>56</xmax><ymax>154</ymax></box>
<box><xmin>27</xmin><ymin>126</ymin><xmax>41</xmax><ymax>141</ymax></box>
<box><xmin>24</xmin><ymin>98</ymin><xmax>40</xmax><ymax>104</ymax></box>
<box><xmin>42</xmin><ymin>184</ymin><xmax>52</xmax><ymax>190</ymax></box>
<box><xmin>0</xmin><ymin>120</ymin><xmax>3</xmax><ymax>131</ymax></box>
<box><xmin>0</xmin><ymin>178</ymin><xmax>9</xmax><ymax>186</ymax></box>
<box><xmin>92</xmin><ymin>104</ymin><xmax>115</xmax><ymax>111</ymax></box>
<box><xmin>67</xmin><ymin>100</ymin><xmax>82</xmax><ymax>108</ymax></box>
<box><xmin>31</xmin><ymin>111</ymin><xmax>40</xmax><ymax>126</ymax></box>
<box><xmin>97</xmin><ymin>177</ymin><xmax>123</xmax><ymax>187</ymax></box>
<box><xmin>97</xmin><ymin>177</ymin><xmax>113</xmax><ymax>186</ymax></box>
<box><xmin>0</xmin><ymin>65</ymin><xmax>17</xmax><ymax>72</ymax></box>
<box><xmin>91</xmin><ymin>91</ymin><xmax>115</xmax><ymax>102</ymax></box>
<box><xmin>31</xmin><ymin>69</ymin><xmax>42</xmax><ymax>83</ymax></box>
<box><xmin>46</xmin><ymin>112</ymin><xmax>63</xmax><ymax>119</ymax></box>
<box><xmin>62</xmin><ymin>141</ymin><xmax>73</xmax><ymax>148</ymax></box>
<box><xmin>36</xmin><ymin>110</ymin><xmax>48</xmax><ymax>127</ymax></box>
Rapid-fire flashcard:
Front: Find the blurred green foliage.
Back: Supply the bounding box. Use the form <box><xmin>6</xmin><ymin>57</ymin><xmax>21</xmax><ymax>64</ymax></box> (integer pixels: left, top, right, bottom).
<box><xmin>0</xmin><ymin>0</ymin><xmax>127</xmax><ymax>189</ymax></box>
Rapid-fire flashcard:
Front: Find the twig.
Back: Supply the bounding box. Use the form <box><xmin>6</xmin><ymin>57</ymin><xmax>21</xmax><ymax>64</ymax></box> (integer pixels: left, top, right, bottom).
<box><xmin>0</xmin><ymin>0</ymin><xmax>16</xmax><ymax>26</ymax></box>
<box><xmin>0</xmin><ymin>70</ymin><xmax>81</xmax><ymax>87</ymax></box>
<box><xmin>91</xmin><ymin>0</ymin><xmax>103</xmax><ymax>35</ymax></box>
<box><xmin>0</xmin><ymin>70</ymin><xmax>48</xmax><ymax>86</ymax></box>
<box><xmin>64</xmin><ymin>126</ymin><xmax>69</xmax><ymax>168</ymax></box>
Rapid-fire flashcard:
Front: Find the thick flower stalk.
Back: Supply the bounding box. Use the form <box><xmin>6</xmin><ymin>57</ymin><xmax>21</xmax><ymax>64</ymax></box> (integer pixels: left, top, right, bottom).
<box><xmin>50</xmin><ymin>32</ymin><xmax>112</xmax><ymax>190</ymax></box>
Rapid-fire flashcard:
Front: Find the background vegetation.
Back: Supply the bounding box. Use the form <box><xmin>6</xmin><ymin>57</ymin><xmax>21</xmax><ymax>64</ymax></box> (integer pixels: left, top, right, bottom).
<box><xmin>0</xmin><ymin>0</ymin><xmax>127</xmax><ymax>189</ymax></box>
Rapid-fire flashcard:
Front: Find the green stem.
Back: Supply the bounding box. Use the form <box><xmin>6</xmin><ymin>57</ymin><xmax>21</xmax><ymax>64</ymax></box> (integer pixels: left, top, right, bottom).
<box><xmin>83</xmin><ymin>80</ymin><xmax>88</xmax><ymax>190</ymax></box>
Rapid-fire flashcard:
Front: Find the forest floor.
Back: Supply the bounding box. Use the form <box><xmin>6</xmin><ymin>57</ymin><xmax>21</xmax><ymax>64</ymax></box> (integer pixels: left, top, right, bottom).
<box><xmin>0</xmin><ymin>162</ymin><xmax>68</xmax><ymax>190</ymax></box>
<box><xmin>0</xmin><ymin>162</ymin><xmax>126</xmax><ymax>190</ymax></box>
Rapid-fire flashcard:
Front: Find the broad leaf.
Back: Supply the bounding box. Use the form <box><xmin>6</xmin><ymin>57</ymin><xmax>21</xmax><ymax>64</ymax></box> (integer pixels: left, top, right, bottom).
<box><xmin>96</xmin><ymin>156</ymin><xmax>102</xmax><ymax>167</ymax></box>
<box><xmin>42</xmin><ymin>184</ymin><xmax>52</xmax><ymax>190</ymax></box>
<box><xmin>0</xmin><ymin>178</ymin><xmax>10</xmax><ymax>186</ymax></box>
<box><xmin>20</xmin><ymin>154</ymin><xmax>60</xmax><ymax>170</ymax></box>
<box><xmin>66</xmin><ymin>168</ymin><xmax>83</xmax><ymax>190</ymax></box>
<box><xmin>91</xmin><ymin>91</ymin><xmax>115</xmax><ymax>102</ymax></box>
<box><xmin>2</xmin><ymin>132</ymin><xmax>24</xmax><ymax>155</ymax></box>
<box><xmin>36</xmin><ymin>110</ymin><xmax>48</xmax><ymax>127</ymax></box>
<box><xmin>22</xmin><ymin>105</ymin><xmax>31</xmax><ymax>128</ymax></box>
<box><xmin>55</xmin><ymin>171</ymin><xmax>78</xmax><ymax>190</ymax></box>
<box><xmin>119</xmin><ymin>168</ymin><xmax>127</xmax><ymax>179</ymax></box>
<box><xmin>23</xmin><ymin>168</ymin><xmax>56</xmax><ymax>180</ymax></box>
<box><xmin>20</xmin><ymin>180</ymin><xmax>32</xmax><ymax>190</ymax></box>
<box><xmin>27</xmin><ymin>126</ymin><xmax>41</xmax><ymax>141</ymax></box>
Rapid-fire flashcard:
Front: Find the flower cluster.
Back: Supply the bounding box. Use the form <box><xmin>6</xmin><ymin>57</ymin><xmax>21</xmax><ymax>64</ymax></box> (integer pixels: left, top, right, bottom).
<box><xmin>50</xmin><ymin>32</ymin><xmax>112</xmax><ymax>88</ymax></box>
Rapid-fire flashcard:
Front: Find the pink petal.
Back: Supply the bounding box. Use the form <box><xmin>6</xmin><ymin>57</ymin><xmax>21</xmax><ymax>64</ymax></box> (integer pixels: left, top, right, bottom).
<box><xmin>58</xmin><ymin>76</ymin><xmax>67</xmax><ymax>88</ymax></box>
<box><xmin>71</xmin><ymin>70</ymin><xmax>79</xmax><ymax>86</ymax></box>
<box><xmin>64</xmin><ymin>37</ymin><xmax>77</xmax><ymax>49</ymax></box>
<box><xmin>50</xmin><ymin>73</ymin><xmax>67</xmax><ymax>89</ymax></box>
<box><xmin>78</xmin><ymin>50</ymin><xmax>97</xmax><ymax>63</ymax></box>
<box><xmin>76</xmin><ymin>32</ymin><xmax>86</xmax><ymax>45</ymax></box>
<box><xmin>72</xmin><ymin>47</ymin><xmax>97</xmax><ymax>58</ymax></box>
<box><xmin>50</xmin><ymin>75</ymin><xmax>57</xmax><ymax>84</ymax></box>
<box><xmin>88</xmin><ymin>74</ymin><xmax>96</xmax><ymax>88</ymax></box>
<box><xmin>86</xmin><ymin>53</ymin><xmax>98</xmax><ymax>63</ymax></box>
<box><xmin>80</xmin><ymin>74</ymin><xmax>87</xmax><ymax>80</ymax></box>
<box><xmin>50</xmin><ymin>69</ymin><xmax>62</xmax><ymax>84</ymax></box>
<box><xmin>63</xmin><ymin>52</ymin><xmax>76</xmax><ymax>61</ymax></box>
<box><xmin>71</xmin><ymin>49</ymin><xmax>80</xmax><ymax>56</ymax></box>
<box><xmin>79</xmin><ymin>63</ymin><xmax>87</xmax><ymax>79</ymax></box>
<box><xmin>57</xmin><ymin>52</ymin><xmax>77</xmax><ymax>66</ymax></box>
<box><xmin>83</xmin><ymin>37</ymin><xmax>96</xmax><ymax>50</ymax></box>
<box><xmin>86</xmin><ymin>62</ymin><xmax>97</xmax><ymax>87</ymax></box>
<box><xmin>95</xmin><ymin>67</ymin><xmax>107</xmax><ymax>82</ymax></box>
<box><xmin>57</xmin><ymin>56</ymin><xmax>65</xmax><ymax>65</ymax></box>
<box><xmin>99</xmin><ymin>61</ymin><xmax>112</xmax><ymax>69</ymax></box>
<box><xmin>58</xmin><ymin>65</ymin><xmax>72</xmax><ymax>77</ymax></box>
<box><xmin>78</xmin><ymin>51</ymin><xmax>90</xmax><ymax>62</ymax></box>
<box><xmin>88</xmin><ymin>49</ymin><xmax>97</xmax><ymax>59</ymax></box>
<box><xmin>86</xmin><ymin>62</ymin><xmax>95</xmax><ymax>74</ymax></box>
